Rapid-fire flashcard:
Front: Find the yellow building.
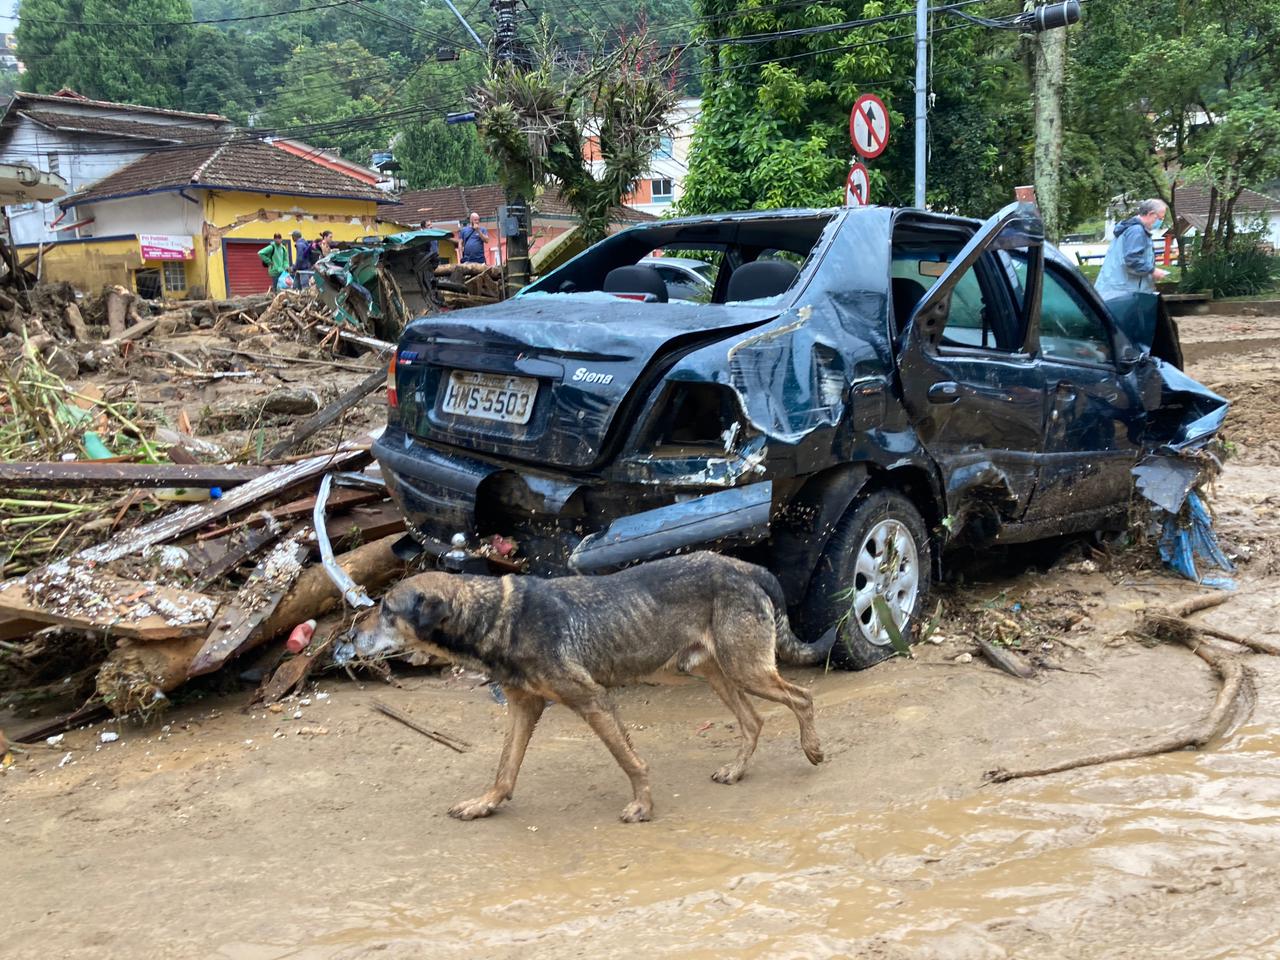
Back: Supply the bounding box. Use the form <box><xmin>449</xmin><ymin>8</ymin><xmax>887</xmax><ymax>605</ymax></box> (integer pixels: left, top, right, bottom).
<box><xmin>23</xmin><ymin>137</ymin><xmax>397</xmax><ymax>299</ymax></box>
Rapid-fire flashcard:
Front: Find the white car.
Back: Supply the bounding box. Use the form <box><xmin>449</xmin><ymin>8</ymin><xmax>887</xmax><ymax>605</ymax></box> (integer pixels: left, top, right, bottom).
<box><xmin>639</xmin><ymin>256</ymin><xmax>716</xmax><ymax>302</ymax></box>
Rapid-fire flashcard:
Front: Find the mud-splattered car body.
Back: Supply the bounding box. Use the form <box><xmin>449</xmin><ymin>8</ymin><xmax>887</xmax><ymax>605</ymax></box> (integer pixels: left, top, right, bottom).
<box><xmin>313</xmin><ymin>229</ymin><xmax>449</xmax><ymax>341</ymax></box>
<box><xmin>372</xmin><ymin>202</ymin><xmax>1225</xmax><ymax>653</ymax></box>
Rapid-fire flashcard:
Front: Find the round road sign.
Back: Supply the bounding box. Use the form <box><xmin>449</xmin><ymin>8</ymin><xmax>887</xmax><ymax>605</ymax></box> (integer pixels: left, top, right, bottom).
<box><xmin>846</xmin><ymin>162</ymin><xmax>870</xmax><ymax>207</ymax></box>
<box><xmin>849</xmin><ymin>93</ymin><xmax>890</xmax><ymax>160</ymax></box>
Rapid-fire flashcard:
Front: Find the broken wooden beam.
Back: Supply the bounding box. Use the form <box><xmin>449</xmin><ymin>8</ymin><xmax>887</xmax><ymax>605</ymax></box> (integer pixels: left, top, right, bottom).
<box><xmin>95</xmin><ymin>534</ymin><xmax>405</xmax><ymax>714</ymax></box>
<box><xmin>317</xmin><ymin>324</ymin><xmax>395</xmax><ymax>354</ymax></box>
<box><xmin>192</xmin><ymin>520</ymin><xmax>286</xmax><ymax>590</ymax></box>
<box><xmin>188</xmin><ymin>535</ymin><xmax>310</xmax><ymax>676</ymax></box>
<box><xmin>0</xmin><ymin>461</ymin><xmax>270</xmax><ymax>490</ymax></box>
<box><xmin>264</xmin><ymin>365</ymin><xmax>389</xmax><ymax>460</ymax></box>
<box><xmin>102</xmin><ymin>316</ymin><xmax>159</xmax><ymax>345</ymax></box>
<box><xmin>0</xmin><ymin>565</ymin><xmax>219</xmax><ymax>641</ymax></box>
<box><xmin>77</xmin><ymin>448</ymin><xmax>368</xmax><ymax>564</ymax></box>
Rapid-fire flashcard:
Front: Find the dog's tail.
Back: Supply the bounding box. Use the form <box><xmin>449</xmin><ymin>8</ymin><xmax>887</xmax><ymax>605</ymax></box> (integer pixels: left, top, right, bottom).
<box><xmin>747</xmin><ymin>566</ymin><xmax>837</xmax><ymax>666</ymax></box>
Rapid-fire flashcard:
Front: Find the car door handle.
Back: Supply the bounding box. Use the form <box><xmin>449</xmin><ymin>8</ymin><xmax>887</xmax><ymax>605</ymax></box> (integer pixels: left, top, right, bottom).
<box><xmin>928</xmin><ymin>381</ymin><xmax>962</xmax><ymax>404</ymax></box>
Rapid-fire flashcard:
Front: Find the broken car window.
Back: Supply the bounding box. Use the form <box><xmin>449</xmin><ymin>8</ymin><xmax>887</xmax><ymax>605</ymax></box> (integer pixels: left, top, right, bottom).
<box><xmin>523</xmin><ymin>215</ymin><xmax>833</xmax><ymax>308</ymax></box>
<box><xmin>1039</xmin><ymin>264</ymin><xmax>1115</xmax><ymax>364</ymax></box>
<box><xmin>891</xmin><ymin>252</ymin><xmax>1022</xmax><ymax>352</ymax></box>
<box><xmin>1006</xmin><ymin>255</ymin><xmax>1114</xmax><ymax>365</ymax></box>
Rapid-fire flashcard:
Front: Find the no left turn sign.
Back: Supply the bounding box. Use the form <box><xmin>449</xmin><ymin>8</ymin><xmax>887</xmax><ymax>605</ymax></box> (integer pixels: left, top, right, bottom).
<box><xmin>846</xmin><ymin>162</ymin><xmax>870</xmax><ymax>207</ymax></box>
<box><xmin>849</xmin><ymin>93</ymin><xmax>889</xmax><ymax>160</ymax></box>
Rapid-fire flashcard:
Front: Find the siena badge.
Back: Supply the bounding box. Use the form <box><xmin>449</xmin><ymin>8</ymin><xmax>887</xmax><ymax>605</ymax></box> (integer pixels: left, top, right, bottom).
<box><xmin>572</xmin><ymin>367</ymin><xmax>614</xmax><ymax>385</ymax></box>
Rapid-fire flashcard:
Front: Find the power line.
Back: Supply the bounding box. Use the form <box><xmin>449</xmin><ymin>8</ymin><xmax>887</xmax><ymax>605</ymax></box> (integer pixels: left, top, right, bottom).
<box><xmin>14</xmin><ymin>0</ymin><xmax>364</xmax><ymax>28</ymax></box>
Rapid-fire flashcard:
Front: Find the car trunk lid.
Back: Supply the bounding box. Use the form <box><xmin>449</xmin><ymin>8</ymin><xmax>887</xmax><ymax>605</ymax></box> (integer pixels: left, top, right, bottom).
<box><xmin>394</xmin><ymin>295</ymin><xmax>777</xmax><ymax>470</ymax></box>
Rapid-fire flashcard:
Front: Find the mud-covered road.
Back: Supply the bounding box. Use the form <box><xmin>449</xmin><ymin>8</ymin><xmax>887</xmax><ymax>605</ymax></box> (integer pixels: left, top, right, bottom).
<box><xmin>5</xmin><ymin>314</ymin><xmax>1280</xmax><ymax>960</ymax></box>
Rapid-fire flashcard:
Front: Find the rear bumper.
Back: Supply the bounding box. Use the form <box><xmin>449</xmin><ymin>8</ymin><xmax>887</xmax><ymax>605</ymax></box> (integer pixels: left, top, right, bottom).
<box><xmin>374</xmin><ymin>426</ymin><xmax>772</xmax><ymax>572</ymax></box>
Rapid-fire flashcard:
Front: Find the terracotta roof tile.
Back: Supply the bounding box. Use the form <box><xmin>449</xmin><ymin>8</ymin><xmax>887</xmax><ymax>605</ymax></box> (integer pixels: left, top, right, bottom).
<box><xmin>20</xmin><ymin>109</ymin><xmax>227</xmax><ymax>144</ymax></box>
<box><xmin>1172</xmin><ymin>182</ymin><xmax>1280</xmax><ymax>230</ymax></box>
<box><xmin>13</xmin><ymin>90</ymin><xmax>229</xmax><ymax>123</ymax></box>
<box><xmin>381</xmin><ymin>183</ymin><xmax>657</xmax><ymax>225</ymax></box>
<box><xmin>68</xmin><ymin>138</ymin><xmax>389</xmax><ymax>205</ymax></box>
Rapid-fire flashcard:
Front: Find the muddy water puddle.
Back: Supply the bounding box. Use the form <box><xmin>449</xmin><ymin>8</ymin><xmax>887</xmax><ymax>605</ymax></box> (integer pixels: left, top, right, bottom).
<box><xmin>224</xmin><ymin>658</ymin><xmax>1280</xmax><ymax>960</ymax></box>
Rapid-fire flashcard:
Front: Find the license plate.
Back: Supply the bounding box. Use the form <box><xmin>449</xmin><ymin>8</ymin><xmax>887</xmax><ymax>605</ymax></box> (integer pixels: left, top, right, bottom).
<box><xmin>440</xmin><ymin>370</ymin><xmax>537</xmax><ymax>424</ymax></box>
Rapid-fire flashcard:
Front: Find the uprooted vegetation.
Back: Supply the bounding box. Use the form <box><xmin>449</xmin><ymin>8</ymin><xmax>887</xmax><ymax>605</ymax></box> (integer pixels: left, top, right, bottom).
<box><xmin>0</xmin><ymin>283</ymin><xmax>411</xmax><ymax>722</ymax></box>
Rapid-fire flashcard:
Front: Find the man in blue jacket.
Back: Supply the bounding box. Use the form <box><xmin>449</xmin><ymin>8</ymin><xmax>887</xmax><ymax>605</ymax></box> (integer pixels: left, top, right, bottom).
<box><xmin>1095</xmin><ymin>199</ymin><xmax>1170</xmax><ymax>300</ymax></box>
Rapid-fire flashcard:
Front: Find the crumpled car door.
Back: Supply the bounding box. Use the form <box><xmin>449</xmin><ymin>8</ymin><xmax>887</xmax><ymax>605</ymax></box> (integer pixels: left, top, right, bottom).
<box><xmin>894</xmin><ymin>201</ymin><xmax>1047</xmax><ymax>528</ymax></box>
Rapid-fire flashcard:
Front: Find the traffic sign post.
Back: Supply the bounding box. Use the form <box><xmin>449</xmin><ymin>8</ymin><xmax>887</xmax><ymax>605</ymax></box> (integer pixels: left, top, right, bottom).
<box><xmin>849</xmin><ymin>93</ymin><xmax>889</xmax><ymax>160</ymax></box>
<box><xmin>846</xmin><ymin>163</ymin><xmax>870</xmax><ymax>207</ymax></box>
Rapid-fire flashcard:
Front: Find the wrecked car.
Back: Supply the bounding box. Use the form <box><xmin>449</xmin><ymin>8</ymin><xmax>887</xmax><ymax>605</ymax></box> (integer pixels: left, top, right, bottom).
<box><xmin>313</xmin><ymin>229</ymin><xmax>449</xmax><ymax>341</ymax></box>
<box><xmin>371</xmin><ymin>202</ymin><xmax>1226</xmax><ymax>667</ymax></box>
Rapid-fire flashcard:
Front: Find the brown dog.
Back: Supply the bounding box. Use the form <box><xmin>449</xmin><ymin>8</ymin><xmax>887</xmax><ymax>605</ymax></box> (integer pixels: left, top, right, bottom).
<box><xmin>351</xmin><ymin>552</ymin><xmax>825</xmax><ymax>822</ymax></box>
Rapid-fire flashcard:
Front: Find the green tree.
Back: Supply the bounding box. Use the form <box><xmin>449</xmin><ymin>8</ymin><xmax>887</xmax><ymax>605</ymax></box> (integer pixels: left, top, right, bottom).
<box><xmin>15</xmin><ymin>0</ymin><xmax>193</xmax><ymax>106</ymax></box>
<box><xmin>398</xmin><ymin>118</ymin><xmax>498</xmax><ymax>189</ymax></box>
<box><xmin>181</xmin><ymin>27</ymin><xmax>253</xmax><ymax>119</ymax></box>
<box><xmin>1071</xmin><ymin>0</ymin><xmax>1280</xmax><ymax>253</ymax></box>
<box><xmin>474</xmin><ymin>32</ymin><xmax>680</xmax><ymax>243</ymax></box>
<box><xmin>679</xmin><ymin>0</ymin><xmax>1035</xmax><ymax>216</ymax></box>
<box><xmin>266</xmin><ymin>40</ymin><xmax>402</xmax><ymax>163</ymax></box>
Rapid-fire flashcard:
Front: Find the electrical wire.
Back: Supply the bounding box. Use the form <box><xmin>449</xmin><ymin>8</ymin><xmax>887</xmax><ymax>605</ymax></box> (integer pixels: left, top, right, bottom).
<box><xmin>14</xmin><ymin>0</ymin><xmax>366</xmax><ymax>28</ymax></box>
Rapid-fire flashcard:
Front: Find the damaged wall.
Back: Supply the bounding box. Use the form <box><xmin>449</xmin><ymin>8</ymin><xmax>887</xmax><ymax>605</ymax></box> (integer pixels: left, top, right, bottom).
<box><xmin>203</xmin><ymin>192</ymin><xmax>399</xmax><ymax>299</ymax></box>
<box><xmin>14</xmin><ymin>235</ymin><xmax>149</xmax><ymax>295</ymax></box>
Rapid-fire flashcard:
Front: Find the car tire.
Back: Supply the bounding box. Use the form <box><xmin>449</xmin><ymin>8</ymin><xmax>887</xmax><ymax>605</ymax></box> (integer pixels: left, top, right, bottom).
<box><xmin>800</xmin><ymin>489</ymin><xmax>933</xmax><ymax>670</ymax></box>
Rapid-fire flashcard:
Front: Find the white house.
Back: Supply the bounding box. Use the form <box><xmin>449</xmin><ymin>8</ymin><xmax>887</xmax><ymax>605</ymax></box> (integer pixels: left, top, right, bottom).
<box><xmin>0</xmin><ymin>88</ymin><xmax>234</xmax><ymax>247</ymax></box>
<box><xmin>1106</xmin><ymin>183</ymin><xmax>1280</xmax><ymax>253</ymax></box>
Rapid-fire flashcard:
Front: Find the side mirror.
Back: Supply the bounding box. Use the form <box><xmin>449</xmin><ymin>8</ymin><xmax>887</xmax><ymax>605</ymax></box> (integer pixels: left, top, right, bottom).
<box><xmin>1117</xmin><ymin>343</ymin><xmax>1144</xmax><ymax>366</ymax></box>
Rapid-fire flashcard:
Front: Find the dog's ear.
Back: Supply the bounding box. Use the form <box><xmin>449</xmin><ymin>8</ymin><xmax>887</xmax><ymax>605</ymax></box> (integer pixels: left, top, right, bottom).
<box><xmin>384</xmin><ymin>585</ymin><xmax>449</xmax><ymax>638</ymax></box>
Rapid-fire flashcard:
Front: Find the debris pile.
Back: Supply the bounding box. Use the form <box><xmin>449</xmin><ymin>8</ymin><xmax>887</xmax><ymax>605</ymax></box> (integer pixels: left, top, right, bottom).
<box><xmin>0</xmin><ymin>282</ymin><xmax>445</xmax><ymax>736</ymax></box>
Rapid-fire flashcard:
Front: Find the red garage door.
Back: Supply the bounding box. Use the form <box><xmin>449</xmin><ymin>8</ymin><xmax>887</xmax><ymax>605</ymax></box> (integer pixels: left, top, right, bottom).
<box><xmin>224</xmin><ymin>239</ymin><xmax>273</xmax><ymax>296</ymax></box>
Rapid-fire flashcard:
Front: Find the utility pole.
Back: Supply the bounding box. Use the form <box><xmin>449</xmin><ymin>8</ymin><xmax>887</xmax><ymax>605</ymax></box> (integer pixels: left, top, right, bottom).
<box><xmin>1029</xmin><ymin>2</ymin><xmax>1067</xmax><ymax>241</ymax></box>
<box><xmin>913</xmin><ymin>0</ymin><xmax>927</xmax><ymax>208</ymax></box>
<box><xmin>913</xmin><ymin>0</ymin><xmax>1080</xmax><ymax>213</ymax></box>
<box><xmin>491</xmin><ymin>0</ymin><xmax>532</xmax><ymax>297</ymax></box>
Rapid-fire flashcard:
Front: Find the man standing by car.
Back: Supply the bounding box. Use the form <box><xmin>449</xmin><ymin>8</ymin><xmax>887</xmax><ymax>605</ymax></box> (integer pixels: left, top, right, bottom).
<box><xmin>458</xmin><ymin>212</ymin><xmax>489</xmax><ymax>265</ymax></box>
<box><xmin>1095</xmin><ymin>199</ymin><xmax>1170</xmax><ymax>300</ymax></box>
<box><xmin>258</xmin><ymin>233</ymin><xmax>291</xmax><ymax>291</ymax></box>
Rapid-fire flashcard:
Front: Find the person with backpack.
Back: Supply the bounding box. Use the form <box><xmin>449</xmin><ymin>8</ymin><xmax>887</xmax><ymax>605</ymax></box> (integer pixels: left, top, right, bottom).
<box><xmin>258</xmin><ymin>233</ymin><xmax>291</xmax><ymax>291</ymax></box>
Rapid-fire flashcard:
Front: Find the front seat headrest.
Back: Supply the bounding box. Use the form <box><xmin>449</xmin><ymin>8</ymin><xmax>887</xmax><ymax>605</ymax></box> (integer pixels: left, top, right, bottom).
<box><xmin>602</xmin><ymin>265</ymin><xmax>668</xmax><ymax>303</ymax></box>
<box><xmin>726</xmin><ymin>259</ymin><xmax>800</xmax><ymax>302</ymax></box>
<box><xmin>892</xmin><ymin>277</ymin><xmax>929</xmax><ymax>332</ymax></box>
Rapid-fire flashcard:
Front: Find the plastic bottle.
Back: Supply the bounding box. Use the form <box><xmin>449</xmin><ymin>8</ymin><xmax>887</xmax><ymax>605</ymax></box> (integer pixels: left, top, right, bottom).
<box><xmin>286</xmin><ymin>619</ymin><xmax>318</xmax><ymax>655</ymax></box>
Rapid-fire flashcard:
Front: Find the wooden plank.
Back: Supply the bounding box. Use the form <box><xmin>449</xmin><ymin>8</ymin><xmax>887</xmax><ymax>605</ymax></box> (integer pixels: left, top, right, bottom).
<box><xmin>192</xmin><ymin>522</ymin><xmax>287</xmax><ymax>590</ymax></box>
<box><xmin>195</xmin><ymin>486</ymin><xmax>380</xmax><ymax>541</ymax></box>
<box><xmin>102</xmin><ymin>316</ymin><xmax>159</xmax><ymax>345</ymax></box>
<box><xmin>0</xmin><ymin>617</ymin><xmax>46</xmax><ymax>642</ymax></box>
<box><xmin>320</xmin><ymin>501</ymin><xmax>405</xmax><ymax>545</ymax></box>
<box><xmin>264</xmin><ymin>365</ymin><xmax>389</xmax><ymax>460</ymax></box>
<box><xmin>0</xmin><ymin>567</ymin><xmax>219</xmax><ymax>641</ymax></box>
<box><xmin>188</xmin><ymin>537</ymin><xmax>310</xmax><ymax>676</ymax></box>
<box><xmin>0</xmin><ymin>461</ymin><xmax>270</xmax><ymax>490</ymax></box>
<box><xmin>255</xmin><ymin>633</ymin><xmax>334</xmax><ymax>705</ymax></box>
<box><xmin>11</xmin><ymin>701</ymin><xmax>110</xmax><ymax>744</ymax></box>
<box><xmin>77</xmin><ymin>448</ymin><xmax>367</xmax><ymax>564</ymax></box>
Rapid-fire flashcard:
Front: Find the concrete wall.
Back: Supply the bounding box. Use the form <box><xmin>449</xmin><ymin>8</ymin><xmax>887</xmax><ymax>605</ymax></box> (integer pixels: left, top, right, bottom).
<box><xmin>14</xmin><ymin>235</ymin><xmax>144</xmax><ymax>293</ymax></box>
<box><xmin>1</xmin><ymin>117</ymin><xmax>150</xmax><ymax>245</ymax></box>
<box><xmin>85</xmin><ymin>191</ymin><xmax>204</xmax><ymax>239</ymax></box>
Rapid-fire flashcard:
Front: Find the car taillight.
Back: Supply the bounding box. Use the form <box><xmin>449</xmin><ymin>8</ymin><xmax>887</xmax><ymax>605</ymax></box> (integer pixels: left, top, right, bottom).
<box><xmin>386</xmin><ymin>351</ymin><xmax>398</xmax><ymax>408</ymax></box>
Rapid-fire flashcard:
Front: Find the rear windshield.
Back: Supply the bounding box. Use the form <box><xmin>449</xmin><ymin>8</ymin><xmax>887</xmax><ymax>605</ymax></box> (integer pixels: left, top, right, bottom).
<box><xmin>522</xmin><ymin>214</ymin><xmax>836</xmax><ymax>307</ymax></box>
